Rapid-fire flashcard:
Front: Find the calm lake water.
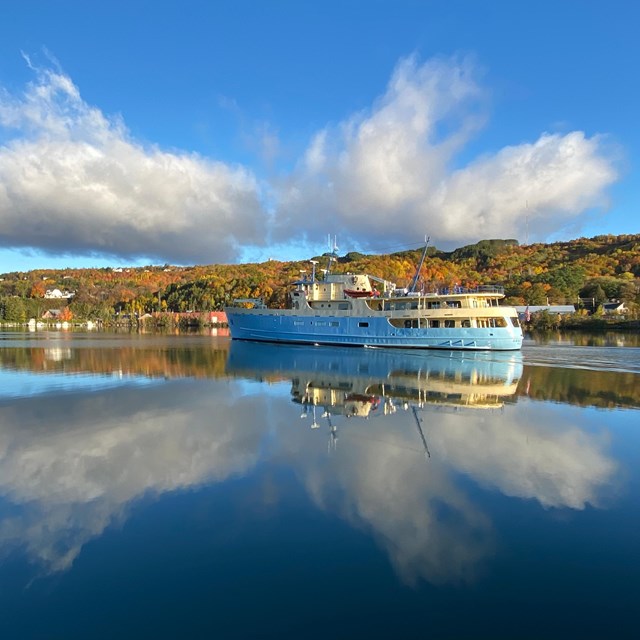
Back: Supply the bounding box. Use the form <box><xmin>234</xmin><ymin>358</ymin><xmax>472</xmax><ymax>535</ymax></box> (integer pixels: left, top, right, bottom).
<box><xmin>0</xmin><ymin>330</ymin><xmax>638</xmax><ymax>639</ymax></box>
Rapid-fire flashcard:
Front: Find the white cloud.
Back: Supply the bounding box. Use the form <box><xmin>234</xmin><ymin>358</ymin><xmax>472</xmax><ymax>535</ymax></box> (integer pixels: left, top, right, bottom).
<box><xmin>0</xmin><ymin>54</ymin><xmax>620</xmax><ymax>264</ymax></box>
<box><xmin>435</xmin><ymin>132</ymin><xmax>616</xmax><ymax>240</ymax></box>
<box><xmin>0</xmin><ymin>65</ymin><xmax>268</xmax><ymax>264</ymax></box>
<box><xmin>275</xmin><ymin>55</ymin><xmax>618</xmax><ymax>249</ymax></box>
<box><xmin>0</xmin><ymin>380</ymin><xmax>267</xmax><ymax>573</ymax></box>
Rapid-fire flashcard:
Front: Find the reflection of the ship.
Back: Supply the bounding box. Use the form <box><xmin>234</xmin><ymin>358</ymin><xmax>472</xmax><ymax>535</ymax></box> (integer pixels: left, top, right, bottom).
<box><xmin>226</xmin><ymin>342</ymin><xmax>523</xmax><ymax>423</ymax></box>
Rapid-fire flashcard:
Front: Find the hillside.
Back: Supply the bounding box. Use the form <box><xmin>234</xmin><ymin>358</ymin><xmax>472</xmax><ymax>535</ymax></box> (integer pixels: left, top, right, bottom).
<box><xmin>1</xmin><ymin>234</ymin><xmax>639</xmax><ymax>322</ymax></box>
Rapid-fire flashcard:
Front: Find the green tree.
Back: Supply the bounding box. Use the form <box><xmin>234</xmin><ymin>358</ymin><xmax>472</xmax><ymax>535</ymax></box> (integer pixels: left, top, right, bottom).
<box><xmin>540</xmin><ymin>265</ymin><xmax>586</xmax><ymax>301</ymax></box>
<box><xmin>2</xmin><ymin>297</ymin><xmax>26</xmax><ymax>322</ymax></box>
<box><xmin>525</xmin><ymin>283</ymin><xmax>548</xmax><ymax>305</ymax></box>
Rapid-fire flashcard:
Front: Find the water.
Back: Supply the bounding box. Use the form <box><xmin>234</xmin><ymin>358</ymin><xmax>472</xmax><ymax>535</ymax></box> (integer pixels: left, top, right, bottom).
<box><xmin>0</xmin><ymin>330</ymin><xmax>638</xmax><ymax>639</ymax></box>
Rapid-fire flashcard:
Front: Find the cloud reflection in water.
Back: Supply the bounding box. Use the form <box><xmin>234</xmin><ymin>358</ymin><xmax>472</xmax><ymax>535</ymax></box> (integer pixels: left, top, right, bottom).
<box><xmin>0</xmin><ymin>341</ymin><xmax>617</xmax><ymax>586</ymax></box>
<box><xmin>0</xmin><ymin>381</ymin><xmax>266</xmax><ymax>573</ymax></box>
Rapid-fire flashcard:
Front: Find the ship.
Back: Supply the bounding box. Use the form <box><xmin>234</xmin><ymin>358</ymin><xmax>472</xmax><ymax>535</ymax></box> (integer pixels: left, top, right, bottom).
<box><xmin>226</xmin><ymin>341</ymin><xmax>523</xmax><ymax>451</ymax></box>
<box><xmin>225</xmin><ymin>242</ymin><xmax>523</xmax><ymax>351</ymax></box>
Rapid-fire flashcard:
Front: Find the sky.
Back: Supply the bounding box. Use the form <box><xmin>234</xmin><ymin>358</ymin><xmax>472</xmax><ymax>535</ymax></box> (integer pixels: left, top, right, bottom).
<box><xmin>0</xmin><ymin>0</ymin><xmax>638</xmax><ymax>272</ymax></box>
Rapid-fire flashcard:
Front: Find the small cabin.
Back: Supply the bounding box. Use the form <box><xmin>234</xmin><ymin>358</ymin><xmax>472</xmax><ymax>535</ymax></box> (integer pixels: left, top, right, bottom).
<box><xmin>42</xmin><ymin>309</ymin><xmax>62</xmax><ymax>319</ymax></box>
<box><xmin>602</xmin><ymin>301</ymin><xmax>627</xmax><ymax>315</ymax></box>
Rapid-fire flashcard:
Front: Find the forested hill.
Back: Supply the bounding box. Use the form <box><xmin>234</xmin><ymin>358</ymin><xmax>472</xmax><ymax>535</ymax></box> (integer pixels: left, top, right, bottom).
<box><xmin>1</xmin><ymin>234</ymin><xmax>639</xmax><ymax>320</ymax></box>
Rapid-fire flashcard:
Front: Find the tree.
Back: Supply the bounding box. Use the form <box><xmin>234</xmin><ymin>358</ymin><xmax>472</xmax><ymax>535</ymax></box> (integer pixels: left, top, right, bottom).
<box><xmin>580</xmin><ymin>277</ymin><xmax>635</xmax><ymax>303</ymax></box>
<box><xmin>2</xmin><ymin>297</ymin><xmax>26</xmax><ymax>323</ymax></box>
<box><xmin>539</xmin><ymin>265</ymin><xmax>586</xmax><ymax>301</ymax></box>
<box><xmin>524</xmin><ymin>283</ymin><xmax>548</xmax><ymax>305</ymax></box>
<box><xmin>582</xmin><ymin>284</ymin><xmax>607</xmax><ymax>307</ymax></box>
<box><xmin>30</xmin><ymin>281</ymin><xmax>47</xmax><ymax>298</ymax></box>
<box><xmin>529</xmin><ymin>310</ymin><xmax>560</xmax><ymax>331</ymax></box>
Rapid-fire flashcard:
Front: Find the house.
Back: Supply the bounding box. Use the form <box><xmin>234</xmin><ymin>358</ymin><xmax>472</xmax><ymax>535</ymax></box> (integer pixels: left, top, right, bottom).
<box><xmin>602</xmin><ymin>301</ymin><xmax>628</xmax><ymax>315</ymax></box>
<box><xmin>44</xmin><ymin>288</ymin><xmax>75</xmax><ymax>299</ymax></box>
<box><xmin>514</xmin><ymin>305</ymin><xmax>576</xmax><ymax>321</ymax></box>
<box><xmin>42</xmin><ymin>309</ymin><xmax>62</xmax><ymax>319</ymax></box>
<box><xmin>209</xmin><ymin>311</ymin><xmax>228</xmax><ymax>325</ymax></box>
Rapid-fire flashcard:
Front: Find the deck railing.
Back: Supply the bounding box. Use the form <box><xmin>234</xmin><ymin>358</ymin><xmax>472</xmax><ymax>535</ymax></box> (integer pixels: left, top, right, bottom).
<box><xmin>428</xmin><ymin>285</ymin><xmax>505</xmax><ymax>296</ymax></box>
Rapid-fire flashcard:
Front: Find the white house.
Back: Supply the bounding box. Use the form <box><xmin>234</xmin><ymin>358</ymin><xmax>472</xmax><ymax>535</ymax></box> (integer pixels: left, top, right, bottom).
<box><xmin>602</xmin><ymin>301</ymin><xmax>628</xmax><ymax>315</ymax></box>
<box><xmin>44</xmin><ymin>288</ymin><xmax>75</xmax><ymax>299</ymax></box>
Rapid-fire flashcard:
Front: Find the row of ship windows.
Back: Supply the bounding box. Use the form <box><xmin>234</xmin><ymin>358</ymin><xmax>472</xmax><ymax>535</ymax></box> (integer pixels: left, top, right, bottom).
<box><xmin>389</xmin><ymin>319</ymin><xmax>469</xmax><ymax>328</ymax></box>
<box><xmin>292</xmin><ymin>317</ymin><xmax>516</xmax><ymax>329</ymax></box>
<box><xmin>391</xmin><ymin>317</ymin><xmax>515</xmax><ymax>329</ymax></box>
<box><xmin>297</xmin><ymin>302</ymin><xmax>351</xmax><ymax>310</ymax></box>
<box><xmin>374</xmin><ymin>301</ymin><xmax>457</xmax><ymax>311</ymax></box>
<box><xmin>306</xmin><ymin>301</ymin><xmax>466</xmax><ymax>311</ymax></box>
<box><xmin>295</xmin><ymin>320</ymin><xmax>371</xmax><ymax>327</ymax></box>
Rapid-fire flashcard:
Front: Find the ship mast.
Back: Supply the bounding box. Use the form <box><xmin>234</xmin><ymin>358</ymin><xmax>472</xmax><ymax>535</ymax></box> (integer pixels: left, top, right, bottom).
<box><xmin>408</xmin><ymin>236</ymin><xmax>430</xmax><ymax>294</ymax></box>
<box><xmin>325</xmin><ymin>234</ymin><xmax>339</xmax><ymax>275</ymax></box>
<box><xmin>309</xmin><ymin>259</ymin><xmax>318</xmax><ymax>282</ymax></box>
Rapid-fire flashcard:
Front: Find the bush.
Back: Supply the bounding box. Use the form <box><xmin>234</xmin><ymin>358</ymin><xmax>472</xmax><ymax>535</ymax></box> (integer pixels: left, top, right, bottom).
<box><xmin>529</xmin><ymin>310</ymin><xmax>560</xmax><ymax>331</ymax></box>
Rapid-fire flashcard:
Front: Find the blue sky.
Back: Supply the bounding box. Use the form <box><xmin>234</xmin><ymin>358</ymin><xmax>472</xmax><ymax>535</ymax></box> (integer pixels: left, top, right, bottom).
<box><xmin>0</xmin><ymin>0</ymin><xmax>638</xmax><ymax>272</ymax></box>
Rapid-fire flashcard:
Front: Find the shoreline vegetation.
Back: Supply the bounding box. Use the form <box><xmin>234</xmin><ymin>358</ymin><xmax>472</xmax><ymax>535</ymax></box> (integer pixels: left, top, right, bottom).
<box><xmin>1</xmin><ymin>316</ymin><xmax>638</xmax><ymax>334</ymax></box>
<box><xmin>1</xmin><ymin>234</ymin><xmax>638</xmax><ymax>330</ymax></box>
<box><xmin>0</xmin><ymin>311</ymin><xmax>227</xmax><ymax>331</ymax></box>
<box><xmin>526</xmin><ymin>312</ymin><xmax>640</xmax><ymax>332</ymax></box>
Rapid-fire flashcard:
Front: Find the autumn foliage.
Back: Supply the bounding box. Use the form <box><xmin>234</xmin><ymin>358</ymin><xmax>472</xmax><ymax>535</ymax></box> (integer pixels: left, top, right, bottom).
<box><xmin>0</xmin><ymin>234</ymin><xmax>639</xmax><ymax>322</ymax></box>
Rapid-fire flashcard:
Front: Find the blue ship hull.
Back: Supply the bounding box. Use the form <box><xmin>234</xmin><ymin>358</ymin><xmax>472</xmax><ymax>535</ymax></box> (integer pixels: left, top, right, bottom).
<box><xmin>225</xmin><ymin>341</ymin><xmax>523</xmax><ymax>414</ymax></box>
<box><xmin>226</xmin><ymin>340</ymin><xmax>523</xmax><ymax>383</ymax></box>
<box><xmin>225</xmin><ymin>310</ymin><xmax>523</xmax><ymax>351</ymax></box>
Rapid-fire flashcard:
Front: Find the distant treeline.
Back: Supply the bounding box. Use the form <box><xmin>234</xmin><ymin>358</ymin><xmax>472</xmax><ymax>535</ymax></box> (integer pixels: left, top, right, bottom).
<box><xmin>1</xmin><ymin>234</ymin><xmax>639</xmax><ymax>323</ymax></box>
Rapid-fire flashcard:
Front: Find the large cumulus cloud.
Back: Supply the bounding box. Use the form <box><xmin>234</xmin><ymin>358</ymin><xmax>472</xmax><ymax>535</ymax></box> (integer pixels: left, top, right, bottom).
<box><xmin>0</xmin><ymin>54</ymin><xmax>620</xmax><ymax>264</ymax></box>
<box><xmin>0</xmin><ymin>63</ymin><xmax>267</xmax><ymax>264</ymax></box>
<box><xmin>275</xmin><ymin>55</ymin><xmax>617</xmax><ymax>249</ymax></box>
